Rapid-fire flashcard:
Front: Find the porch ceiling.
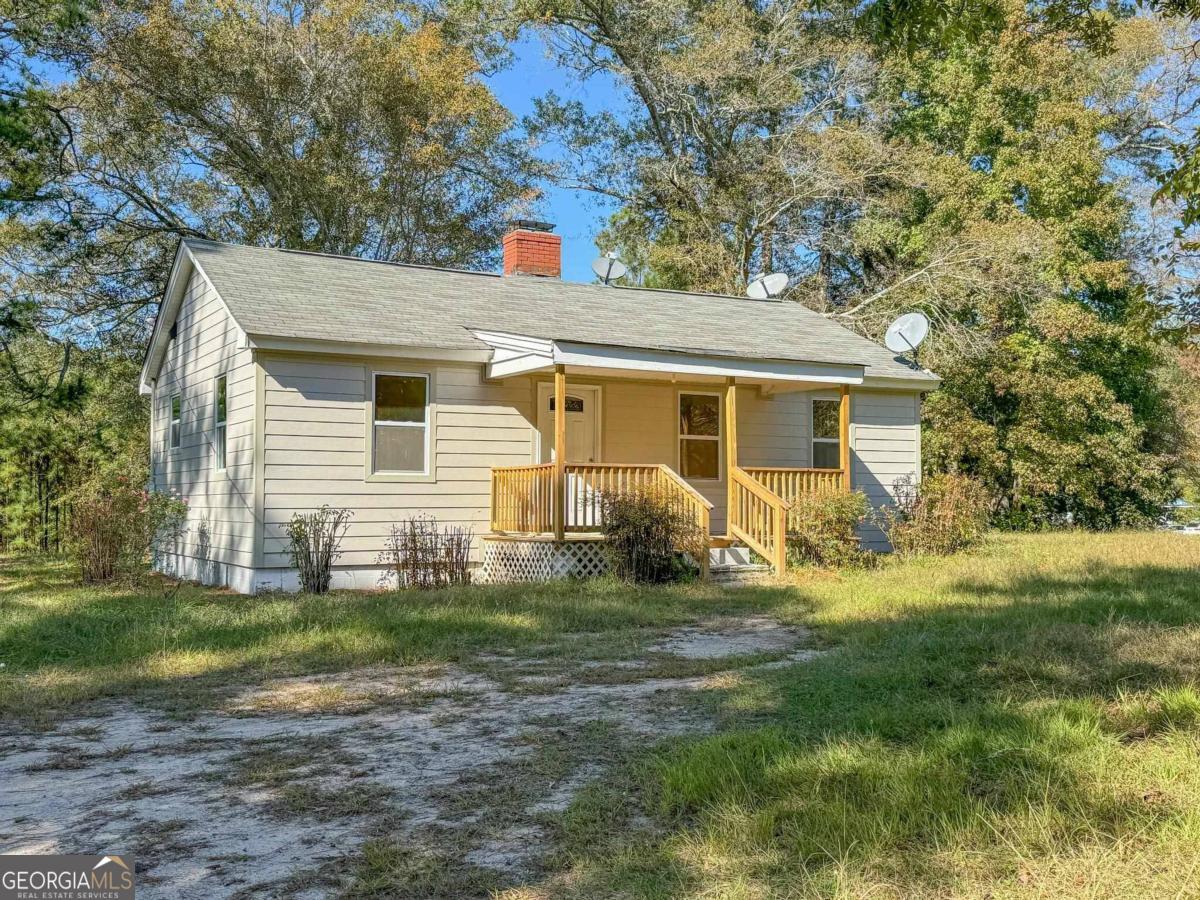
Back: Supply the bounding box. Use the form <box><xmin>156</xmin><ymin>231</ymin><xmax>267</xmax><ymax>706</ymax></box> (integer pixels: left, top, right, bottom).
<box><xmin>472</xmin><ymin>331</ymin><xmax>865</xmax><ymax>387</ymax></box>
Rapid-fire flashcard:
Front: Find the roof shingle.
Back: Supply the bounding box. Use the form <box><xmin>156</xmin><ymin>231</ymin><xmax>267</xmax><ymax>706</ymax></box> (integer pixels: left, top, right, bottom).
<box><xmin>185</xmin><ymin>239</ymin><xmax>936</xmax><ymax>383</ymax></box>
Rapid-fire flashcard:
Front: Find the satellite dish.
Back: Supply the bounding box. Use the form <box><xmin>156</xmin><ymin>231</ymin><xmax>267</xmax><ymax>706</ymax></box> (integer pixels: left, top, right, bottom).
<box><xmin>747</xmin><ymin>272</ymin><xmax>790</xmax><ymax>300</ymax></box>
<box><xmin>591</xmin><ymin>252</ymin><xmax>628</xmax><ymax>285</ymax></box>
<box><xmin>884</xmin><ymin>312</ymin><xmax>930</xmax><ymax>355</ymax></box>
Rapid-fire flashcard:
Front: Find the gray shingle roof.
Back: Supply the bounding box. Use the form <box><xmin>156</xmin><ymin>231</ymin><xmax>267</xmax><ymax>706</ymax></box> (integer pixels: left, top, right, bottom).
<box><xmin>185</xmin><ymin>239</ymin><xmax>936</xmax><ymax>383</ymax></box>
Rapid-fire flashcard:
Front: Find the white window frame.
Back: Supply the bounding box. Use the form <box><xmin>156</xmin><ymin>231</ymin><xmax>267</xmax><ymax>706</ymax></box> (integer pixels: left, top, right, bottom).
<box><xmin>370</xmin><ymin>371</ymin><xmax>431</xmax><ymax>477</ymax></box>
<box><xmin>811</xmin><ymin>395</ymin><xmax>841</xmax><ymax>470</ymax></box>
<box><xmin>214</xmin><ymin>374</ymin><xmax>228</xmax><ymax>471</ymax></box>
<box><xmin>170</xmin><ymin>393</ymin><xmax>182</xmax><ymax>450</ymax></box>
<box><xmin>677</xmin><ymin>390</ymin><xmax>722</xmax><ymax>482</ymax></box>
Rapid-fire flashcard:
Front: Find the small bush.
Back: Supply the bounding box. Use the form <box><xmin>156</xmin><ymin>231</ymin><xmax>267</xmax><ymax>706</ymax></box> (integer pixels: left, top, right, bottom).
<box><xmin>69</xmin><ymin>473</ymin><xmax>188</xmax><ymax>583</ymax></box>
<box><xmin>285</xmin><ymin>506</ymin><xmax>352</xmax><ymax>594</ymax></box>
<box><xmin>378</xmin><ymin>515</ymin><xmax>473</xmax><ymax>589</ymax></box>
<box><xmin>786</xmin><ymin>490</ymin><xmax>870</xmax><ymax>568</ymax></box>
<box><xmin>600</xmin><ymin>487</ymin><xmax>708</xmax><ymax>584</ymax></box>
<box><xmin>882</xmin><ymin>473</ymin><xmax>990</xmax><ymax>556</ymax></box>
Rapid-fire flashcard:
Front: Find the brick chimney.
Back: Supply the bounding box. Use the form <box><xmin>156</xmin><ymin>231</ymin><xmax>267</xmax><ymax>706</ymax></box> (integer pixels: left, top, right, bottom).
<box><xmin>502</xmin><ymin>220</ymin><xmax>561</xmax><ymax>278</ymax></box>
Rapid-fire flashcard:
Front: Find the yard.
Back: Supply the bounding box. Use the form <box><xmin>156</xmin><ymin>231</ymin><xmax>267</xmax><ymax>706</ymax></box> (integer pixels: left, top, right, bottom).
<box><xmin>2</xmin><ymin>532</ymin><xmax>1200</xmax><ymax>898</ymax></box>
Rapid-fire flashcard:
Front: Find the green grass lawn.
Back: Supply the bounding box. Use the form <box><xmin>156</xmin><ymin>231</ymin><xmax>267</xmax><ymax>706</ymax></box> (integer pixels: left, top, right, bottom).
<box><xmin>550</xmin><ymin>532</ymin><xmax>1200</xmax><ymax>899</ymax></box>
<box><xmin>0</xmin><ymin>555</ymin><xmax>790</xmax><ymax>718</ymax></box>
<box><xmin>4</xmin><ymin>532</ymin><xmax>1200</xmax><ymax>898</ymax></box>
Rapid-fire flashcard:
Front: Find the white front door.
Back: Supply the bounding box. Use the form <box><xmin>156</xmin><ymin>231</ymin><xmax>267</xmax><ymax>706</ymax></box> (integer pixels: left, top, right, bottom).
<box><xmin>537</xmin><ymin>384</ymin><xmax>600</xmax><ymax>464</ymax></box>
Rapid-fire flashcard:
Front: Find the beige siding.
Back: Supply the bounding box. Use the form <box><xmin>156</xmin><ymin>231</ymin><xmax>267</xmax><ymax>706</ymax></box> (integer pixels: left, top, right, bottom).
<box><xmin>593</xmin><ymin>382</ymin><xmax>812</xmax><ymax>533</ymax></box>
<box><xmin>150</xmin><ymin>270</ymin><xmax>256</xmax><ymax>578</ymax></box>
<box><xmin>852</xmin><ymin>390</ymin><xmax>922</xmax><ymax>549</ymax></box>
<box><xmin>737</xmin><ymin>389</ymin><xmax>812</xmax><ymax>468</ymax></box>
<box><xmin>259</xmin><ymin>359</ymin><xmax>923</xmax><ymax>569</ymax></box>
<box><xmin>260</xmin><ymin>356</ymin><xmax>535</xmax><ymax>567</ymax></box>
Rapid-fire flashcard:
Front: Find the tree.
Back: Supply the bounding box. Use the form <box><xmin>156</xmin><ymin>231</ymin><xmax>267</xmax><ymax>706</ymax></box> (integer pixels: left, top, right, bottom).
<box><xmin>0</xmin><ymin>334</ymin><xmax>144</xmax><ymax>553</ymax></box>
<box><xmin>507</xmin><ymin>0</ymin><xmax>1197</xmax><ymax>525</ymax></box>
<box><xmin>0</xmin><ymin>0</ymin><xmax>542</xmax><ymax>544</ymax></box>
<box><xmin>0</xmin><ymin>0</ymin><xmax>85</xmax><ymax>208</ymax></box>
<box><xmin>1</xmin><ymin>0</ymin><xmax>540</xmax><ymax>368</ymax></box>
<box><xmin>853</xmin><ymin>0</ymin><xmax>1200</xmax><ymax>255</ymax></box>
<box><xmin>875</xmin><ymin>8</ymin><xmax>1191</xmax><ymax>525</ymax></box>
<box><xmin>512</xmin><ymin>0</ymin><xmax>891</xmax><ymax>293</ymax></box>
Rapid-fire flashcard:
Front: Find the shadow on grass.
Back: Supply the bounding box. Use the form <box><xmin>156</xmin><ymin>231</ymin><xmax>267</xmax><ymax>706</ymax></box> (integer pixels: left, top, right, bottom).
<box><xmin>7</xmin><ymin>546</ymin><xmax>1200</xmax><ymax>896</ymax></box>
<box><xmin>522</xmin><ymin>553</ymin><xmax>1200</xmax><ymax>898</ymax></box>
<box><xmin>0</xmin><ymin>556</ymin><xmax>800</xmax><ymax>718</ymax></box>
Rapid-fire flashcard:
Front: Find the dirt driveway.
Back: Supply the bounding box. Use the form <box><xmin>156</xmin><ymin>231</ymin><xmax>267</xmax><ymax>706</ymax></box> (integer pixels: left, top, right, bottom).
<box><xmin>0</xmin><ymin>616</ymin><xmax>819</xmax><ymax>898</ymax></box>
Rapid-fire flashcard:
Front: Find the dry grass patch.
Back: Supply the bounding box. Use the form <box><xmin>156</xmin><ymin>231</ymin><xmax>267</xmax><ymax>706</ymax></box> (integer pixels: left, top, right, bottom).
<box><xmin>0</xmin><ymin>556</ymin><xmax>795</xmax><ymax>723</ymax></box>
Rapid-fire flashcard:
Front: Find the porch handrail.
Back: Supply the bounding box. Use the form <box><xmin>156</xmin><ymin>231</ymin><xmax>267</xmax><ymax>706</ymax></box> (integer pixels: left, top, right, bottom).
<box><xmin>740</xmin><ymin>467</ymin><xmax>845</xmax><ymax>533</ymax></box>
<box><xmin>491</xmin><ymin>461</ymin><xmax>713</xmax><ymax>577</ymax></box>
<box><xmin>490</xmin><ymin>463</ymin><xmax>555</xmax><ymax>533</ymax></box>
<box><xmin>562</xmin><ymin>463</ymin><xmax>713</xmax><ymax>529</ymax></box>
<box><xmin>655</xmin><ymin>464</ymin><xmax>714</xmax><ymax>513</ymax></box>
<box><xmin>728</xmin><ymin>466</ymin><xmax>790</xmax><ymax>575</ymax></box>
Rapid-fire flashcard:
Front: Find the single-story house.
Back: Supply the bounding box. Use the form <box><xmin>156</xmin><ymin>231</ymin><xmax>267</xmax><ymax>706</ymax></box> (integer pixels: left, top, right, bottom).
<box><xmin>139</xmin><ymin>223</ymin><xmax>939</xmax><ymax>593</ymax></box>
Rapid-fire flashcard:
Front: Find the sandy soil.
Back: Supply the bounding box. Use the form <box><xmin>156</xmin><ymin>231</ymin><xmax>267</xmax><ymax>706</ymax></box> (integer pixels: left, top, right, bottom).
<box><xmin>0</xmin><ymin>617</ymin><xmax>818</xmax><ymax>899</ymax></box>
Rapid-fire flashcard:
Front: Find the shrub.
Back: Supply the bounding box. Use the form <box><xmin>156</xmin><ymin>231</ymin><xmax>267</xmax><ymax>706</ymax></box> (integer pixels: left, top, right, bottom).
<box><xmin>785</xmin><ymin>490</ymin><xmax>870</xmax><ymax>568</ymax></box>
<box><xmin>378</xmin><ymin>515</ymin><xmax>473</xmax><ymax>589</ymax></box>
<box><xmin>69</xmin><ymin>473</ymin><xmax>188</xmax><ymax>584</ymax></box>
<box><xmin>600</xmin><ymin>487</ymin><xmax>708</xmax><ymax>584</ymax></box>
<box><xmin>285</xmin><ymin>506</ymin><xmax>352</xmax><ymax>594</ymax></box>
<box><xmin>881</xmin><ymin>473</ymin><xmax>990</xmax><ymax>556</ymax></box>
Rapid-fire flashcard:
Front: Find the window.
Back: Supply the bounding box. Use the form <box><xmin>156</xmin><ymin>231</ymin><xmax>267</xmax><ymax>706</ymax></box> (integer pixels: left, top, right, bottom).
<box><xmin>214</xmin><ymin>375</ymin><xmax>227</xmax><ymax>470</ymax></box>
<box><xmin>373</xmin><ymin>373</ymin><xmax>429</xmax><ymax>474</ymax></box>
<box><xmin>678</xmin><ymin>392</ymin><xmax>720</xmax><ymax>479</ymax></box>
<box><xmin>812</xmin><ymin>398</ymin><xmax>841</xmax><ymax>469</ymax></box>
<box><xmin>170</xmin><ymin>394</ymin><xmax>181</xmax><ymax>449</ymax></box>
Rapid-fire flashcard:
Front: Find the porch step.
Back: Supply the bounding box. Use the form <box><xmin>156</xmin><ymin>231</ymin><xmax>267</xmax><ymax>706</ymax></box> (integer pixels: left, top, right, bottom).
<box><xmin>709</xmin><ymin>562</ymin><xmax>773</xmax><ymax>586</ymax></box>
<box><xmin>706</xmin><ymin>544</ymin><xmax>772</xmax><ymax>585</ymax></box>
<box><xmin>709</xmin><ymin>546</ymin><xmax>754</xmax><ymax>567</ymax></box>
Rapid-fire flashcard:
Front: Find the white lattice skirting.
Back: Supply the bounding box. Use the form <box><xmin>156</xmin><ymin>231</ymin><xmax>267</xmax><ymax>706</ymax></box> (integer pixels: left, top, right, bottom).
<box><xmin>479</xmin><ymin>537</ymin><xmax>610</xmax><ymax>583</ymax></box>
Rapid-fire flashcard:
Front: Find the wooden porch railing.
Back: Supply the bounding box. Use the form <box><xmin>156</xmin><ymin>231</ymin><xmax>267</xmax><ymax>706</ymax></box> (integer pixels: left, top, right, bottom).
<box><xmin>564</xmin><ymin>463</ymin><xmax>712</xmax><ymax>537</ymax></box>
<box><xmin>741</xmin><ymin>467</ymin><xmax>844</xmax><ymax>531</ymax></box>
<box><xmin>490</xmin><ymin>463</ymin><xmax>555</xmax><ymax>533</ymax></box>
<box><xmin>728</xmin><ymin>466</ymin><xmax>790</xmax><ymax>575</ymax></box>
<box><xmin>490</xmin><ymin>462</ymin><xmax>713</xmax><ymax>576</ymax></box>
<box><xmin>741</xmin><ymin>467</ymin><xmax>843</xmax><ymax>499</ymax></box>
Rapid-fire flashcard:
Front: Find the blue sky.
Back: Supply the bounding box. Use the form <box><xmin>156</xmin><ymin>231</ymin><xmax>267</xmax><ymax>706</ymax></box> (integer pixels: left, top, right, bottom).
<box><xmin>484</xmin><ymin>36</ymin><xmax>623</xmax><ymax>283</ymax></box>
<box><xmin>12</xmin><ymin>31</ymin><xmax>625</xmax><ymax>282</ymax></box>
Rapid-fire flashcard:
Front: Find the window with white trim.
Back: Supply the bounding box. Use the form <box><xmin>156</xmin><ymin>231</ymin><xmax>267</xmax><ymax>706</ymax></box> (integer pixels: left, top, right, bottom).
<box><xmin>373</xmin><ymin>373</ymin><xmax>429</xmax><ymax>474</ymax></box>
<box><xmin>678</xmin><ymin>392</ymin><xmax>721</xmax><ymax>479</ymax></box>
<box><xmin>812</xmin><ymin>398</ymin><xmax>840</xmax><ymax>469</ymax></box>
<box><xmin>170</xmin><ymin>394</ymin><xmax>181</xmax><ymax>449</ymax></box>
<box><xmin>214</xmin><ymin>375</ymin><xmax>227</xmax><ymax>470</ymax></box>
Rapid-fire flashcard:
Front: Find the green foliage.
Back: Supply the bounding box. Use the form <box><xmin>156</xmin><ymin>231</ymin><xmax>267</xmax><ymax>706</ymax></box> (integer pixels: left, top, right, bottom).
<box><xmin>600</xmin><ymin>488</ymin><xmax>707</xmax><ymax>584</ymax></box>
<box><xmin>1</xmin><ymin>0</ymin><xmax>540</xmax><ymax>379</ymax></box>
<box><xmin>881</xmin><ymin>473</ymin><xmax>991</xmax><ymax>555</ymax></box>
<box><xmin>0</xmin><ymin>0</ymin><xmax>87</xmax><ymax>207</ymax></box>
<box><xmin>513</xmin><ymin>0</ymin><xmax>1195</xmax><ymax>527</ymax></box>
<box><xmin>886</xmin><ymin>12</ymin><xmax>1189</xmax><ymax>525</ymax></box>
<box><xmin>0</xmin><ymin>0</ymin><xmax>540</xmax><ymax>549</ymax></box>
<box><xmin>285</xmin><ymin>506</ymin><xmax>353</xmax><ymax>594</ymax></box>
<box><xmin>0</xmin><ymin>338</ymin><xmax>146</xmax><ymax>553</ymax></box>
<box><xmin>785</xmin><ymin>490</ymin><xmax>870</xmax><ymax>568</ymax></box>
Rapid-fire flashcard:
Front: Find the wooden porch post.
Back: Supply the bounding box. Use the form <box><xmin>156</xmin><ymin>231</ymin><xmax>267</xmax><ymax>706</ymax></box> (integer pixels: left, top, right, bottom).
<box><xmin>553</xmin><ymin>365</ymin><xmax>567</xmax><ymax>540</ymax></box>
<box><xmin>725</xmin><ymin>377</ymin><xmax>738</xmax><ymax>536</ymax></box>
<box><xmin>839</xmin><ymin>385</ymin><xmax>851</xmax><ymax>491</ymax></box>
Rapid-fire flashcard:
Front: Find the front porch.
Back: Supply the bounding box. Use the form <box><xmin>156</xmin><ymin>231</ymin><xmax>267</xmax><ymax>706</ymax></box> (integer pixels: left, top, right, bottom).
<box><xmin>487</xmin><ymin>364</ymin><xmax>852</xmax><ymax>576</ymax></box>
